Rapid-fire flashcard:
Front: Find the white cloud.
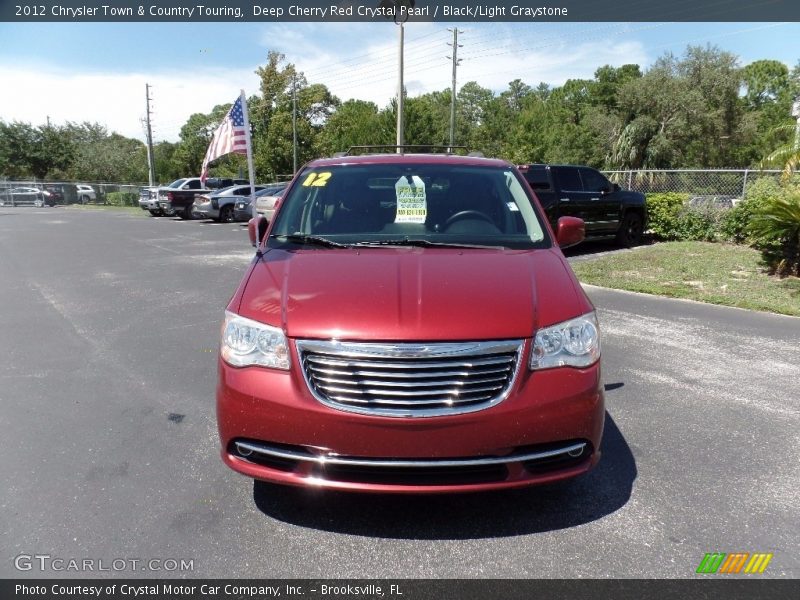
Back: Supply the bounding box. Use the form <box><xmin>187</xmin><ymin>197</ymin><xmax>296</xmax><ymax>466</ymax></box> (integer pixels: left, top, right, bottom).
<box><xmin>0</xmin><ymin>62</ymin><xmax>261</xmax><ymax>142</ymax></box>
<box><xmin>0</xmin><ymin>23</ymin><xmax>648</xmax><ymax>143</ymax></box>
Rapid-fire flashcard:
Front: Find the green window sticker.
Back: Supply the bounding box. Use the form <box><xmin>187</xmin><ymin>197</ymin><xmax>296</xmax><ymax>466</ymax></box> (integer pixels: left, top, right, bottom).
<box><xmin>394</xmin><ymin>175</ymin><xmax>427</xmax><ymax>224</ymax></box>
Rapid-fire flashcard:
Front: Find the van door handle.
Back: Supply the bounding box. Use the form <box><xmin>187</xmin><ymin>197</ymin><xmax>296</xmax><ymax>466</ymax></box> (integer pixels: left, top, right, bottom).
<box><xmin>559</xmin><ymin>198</ymin><xmax>570</xmax><ymax>202</ymax></box>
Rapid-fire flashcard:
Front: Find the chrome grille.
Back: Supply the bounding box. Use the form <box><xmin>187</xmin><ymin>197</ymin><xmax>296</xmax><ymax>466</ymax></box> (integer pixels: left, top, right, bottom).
<box><xmin>296</xmin><ymin>340</ymin><xmax>523</xmax><ymax>417</ymax></box>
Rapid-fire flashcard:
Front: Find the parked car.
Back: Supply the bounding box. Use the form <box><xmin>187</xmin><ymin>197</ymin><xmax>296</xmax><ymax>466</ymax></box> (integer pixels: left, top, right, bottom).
<box><xmin>43</xmin><ymin>184</ymin><xmax>65</xmax><ymax>205</ymax></box>
<box><xmin>688</xmin><ymin>195</ymin><xmax>738</xmax><ymax>209</ymax></box>
<box><xmin>252</xmin><ymin>184</ymin><xmax>289</xmax><ymax>222</ymax></box>
<box><xmin>517</xmin><ymin>164</ymin><xmax>647</xmax><ymax>247</ymax></box>
<box><xmin>205</xmin><ymin>177</ymin><xmax>249</xmax><ymax>190</ymax></box>
<box><xmin>0</xmin><ymin>187</ymin><xmax>53</xmax><ymax>207</ymax></box>
<box><xmin>193</xmin><ymin>185</ymin><xmax>267</xmax><ymax>222</ymax></box>
<box><xmin>234</xmin><ymin>184</ymin><xmax>287</xmax><ymax>222</ymax></box>
<box><xmin>138</xmin><ymin>186</ymin><xmax>171</xmax><ymax>216</ymax></box>
<box><xmin>75</xmin><ymin>184</ymin><xmax>96</xmax><ymax>204</ymax></box>
<box><xmin>217</xmin><ymin>151</ymin><xmax>603</xmax><ymax>493</ymax></box>
<box><xmin>155</xmin><ymin>177</ymin><xmax>201</xmax><ymax>219</ymax></box>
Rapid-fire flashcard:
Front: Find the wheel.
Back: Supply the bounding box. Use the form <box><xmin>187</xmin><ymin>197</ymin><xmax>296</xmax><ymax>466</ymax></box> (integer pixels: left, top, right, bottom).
<box><xmin>616</xmin><ymin>211</ymin><xmax>643</xmax><ymax>248</ymax></box>
<box><xmin>180</xmin><ymin>205</ymin><xmax>193</xmax><ymax>220</ymax></box>
<box><xmin>219</xmin><ymin>205</ymin><xmax>234</xmax><ymax>223</ymax></box>
<box><xmin>80</xmin><ymin>196</ymin><xmax>88</xmax><ymax>204</ymax></box>
<box><xmin>443</xmin><ymin>210</ymin><xmax>495</xmax><ymax>229</ymax></box>
<box><xmin>148</xmin><ymin>209</ymin><xmax>162</xmax><ymax>217</ymax></box>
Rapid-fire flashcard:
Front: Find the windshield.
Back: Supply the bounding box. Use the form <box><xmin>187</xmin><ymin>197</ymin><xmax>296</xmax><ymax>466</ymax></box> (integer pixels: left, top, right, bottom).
<box><xmin>269</xmin><ymin>165</ymin><xmax>549</xmax><ymax>249</ymax></box>
<box><xmin>256</xmin><ymin>184</ymin><xmax>288</xmax><ymax>197</ymax></box>
<box><xmin>167</xmin><ymin>178</ymin><xmax>188</xmax><ymax>188</ymax></box>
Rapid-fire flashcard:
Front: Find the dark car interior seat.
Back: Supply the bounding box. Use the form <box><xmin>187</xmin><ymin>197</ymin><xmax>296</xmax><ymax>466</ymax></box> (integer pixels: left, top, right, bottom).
<box><xmin>314</xmin><ymin>179</ymin><xmax>383</xmax><ymax>235</ymax></box>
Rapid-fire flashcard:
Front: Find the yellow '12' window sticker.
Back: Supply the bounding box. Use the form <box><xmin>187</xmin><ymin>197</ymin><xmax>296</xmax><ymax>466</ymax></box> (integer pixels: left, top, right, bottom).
<box><xmin>394</xmin><ymin>175</ymin><xmax>427</xmax><ymax>224</ymax></box>
<box><xmin>302</xmin><ymin>172</ymin><xmax>332</xmax><ymax>187</ymax></box>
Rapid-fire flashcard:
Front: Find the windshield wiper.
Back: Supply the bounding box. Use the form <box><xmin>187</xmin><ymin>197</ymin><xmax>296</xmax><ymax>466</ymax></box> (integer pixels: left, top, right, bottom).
<box><xmin>353</xmin><ymin>239</ymin><xmax>503</xmax><ymax>250</ymax></box>
<box><xmin>270</xmin><ymin>234</ymin><xmax>351</xmax><ymax>248</ymax></box>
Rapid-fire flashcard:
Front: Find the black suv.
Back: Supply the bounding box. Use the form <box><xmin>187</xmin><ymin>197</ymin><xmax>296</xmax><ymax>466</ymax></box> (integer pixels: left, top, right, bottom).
<box><xmin>518</xmin><ymin>164</ymin><xmax>647</xmax><ymax>247</ymax></box>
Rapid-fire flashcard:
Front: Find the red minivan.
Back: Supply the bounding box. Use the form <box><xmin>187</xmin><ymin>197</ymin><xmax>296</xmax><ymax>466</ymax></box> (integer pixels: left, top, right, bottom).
<box><xmin>217</xmin><ymin>152</ymin><xmax>603</xmax><ymax>493</ymax></box>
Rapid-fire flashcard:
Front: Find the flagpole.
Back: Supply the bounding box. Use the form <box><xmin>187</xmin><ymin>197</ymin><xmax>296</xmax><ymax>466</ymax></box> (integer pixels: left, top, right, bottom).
<box><xmin>238</xmin><ymin>89</ymin><xmax>259</xmax><ymax>247</ymax></box>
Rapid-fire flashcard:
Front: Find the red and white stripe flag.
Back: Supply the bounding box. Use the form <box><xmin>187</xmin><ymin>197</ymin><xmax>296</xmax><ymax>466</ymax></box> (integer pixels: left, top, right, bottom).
<box><xmin>200</xmin><ymin>94</ymin><xmax>248</xmax><ymax>184</ymax></box>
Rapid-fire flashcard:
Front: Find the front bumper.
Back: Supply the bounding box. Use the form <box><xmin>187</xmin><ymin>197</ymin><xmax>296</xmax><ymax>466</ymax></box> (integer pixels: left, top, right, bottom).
<box><xmin>234</xmin><ymin>206</ymin><xmax>254</xmax><ymax>221</ymax></box>
<box><xmin>139</xmin><ymin>200</ymin><xmax>159</xmax><ymax>210</ymax></box>
<box><xmin>217</xmin><ymin>340</ymin><xmax>604</xmax><ymax>493</ymax></box>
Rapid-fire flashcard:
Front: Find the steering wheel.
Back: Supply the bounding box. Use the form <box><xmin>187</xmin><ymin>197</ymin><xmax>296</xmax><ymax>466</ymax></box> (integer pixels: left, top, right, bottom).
<box><xmin>444</xmin><ymin>210</ymin><xmax>495</xmax><ymax>229</ymax></box>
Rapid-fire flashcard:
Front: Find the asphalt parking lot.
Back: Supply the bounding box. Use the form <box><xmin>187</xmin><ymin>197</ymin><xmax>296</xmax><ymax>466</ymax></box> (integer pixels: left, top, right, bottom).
<box><xmin>1</xmin><ymin>206</ymin><xmax>798</xmax><ymax>578</ymax></box>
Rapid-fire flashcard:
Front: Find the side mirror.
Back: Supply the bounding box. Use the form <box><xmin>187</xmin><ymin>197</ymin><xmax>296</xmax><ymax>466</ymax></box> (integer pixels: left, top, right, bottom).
<box><xmin>556</xmin><ymin>216</ymin><xmax>585</xmax><ymax>249</ymax></box>
<box><xmin>248</xmin><ymin>215</ymin><xmax>268</xmax><ymax>248</ymax></box>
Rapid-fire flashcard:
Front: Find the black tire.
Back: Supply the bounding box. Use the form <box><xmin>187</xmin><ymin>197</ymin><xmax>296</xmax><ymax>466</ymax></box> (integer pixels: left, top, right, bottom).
<box><xmin>219</xmin><ymin>205</ymin><xmax>234</xmax><ymax>223</ymax></box>
<box><xmin>180</xmin><ymin>205</ymin><xmax>193</xmax><ymax>220</ymax></box>
<box><xmin>148</xmin><ymin>209</ymin><xmax>162</xmax><ymax>217</ymax></box>
<box><xmin>616</xmin><ymin>211</ymin><xmax>644</xmax><ymax>248</ymax></box>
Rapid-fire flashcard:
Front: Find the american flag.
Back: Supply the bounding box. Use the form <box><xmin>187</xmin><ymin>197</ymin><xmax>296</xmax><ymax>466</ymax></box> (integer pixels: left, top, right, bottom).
<box><xmin>200</xmin><ymin>95</ymin><xmax>248</xmax><ymax>184</ymax></box>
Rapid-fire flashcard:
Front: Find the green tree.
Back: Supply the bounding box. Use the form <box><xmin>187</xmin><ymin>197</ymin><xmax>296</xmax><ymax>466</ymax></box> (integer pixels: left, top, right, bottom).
<box><xmin>317</xmin><ymin>99</ymin><xmax>390</xmax><ymax>156</ymax></box>
<box><xmin>251</xmin><ymin>51</ymin><xmax>338</xmax><ymax>179</ymax></box>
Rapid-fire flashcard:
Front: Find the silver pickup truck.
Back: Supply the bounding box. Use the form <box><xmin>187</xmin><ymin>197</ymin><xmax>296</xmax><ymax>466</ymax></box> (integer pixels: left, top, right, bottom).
<box><xmin>139</xmin><ymin>186</ymin><xmax>172</xmax><ymax>216</ymax></box>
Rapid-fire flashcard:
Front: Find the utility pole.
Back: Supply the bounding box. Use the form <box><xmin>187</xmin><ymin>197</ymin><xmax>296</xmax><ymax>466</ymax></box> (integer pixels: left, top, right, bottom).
<box><xmin>792</xmin><ymin>96</ymin><xmax>800</xmax><ymax>151</ymax></box>
<box><xmin>447</xmin><ymin>28</ymin><xmax>463</xmax><ymax>150</ymax></box>
<box><xmin>396</xmin><ymin>21</ymin><xmax>405</xmax><ymax>153</ymax></box>
<box><xmin>145</xmin><ymin>83</ymin><xmax>156</xmax><ymax>187</ymax></box>
<box><xmin>292</xmin><ymin>74</ymin><xmax>298</xmax><ymax>173</ymax></box>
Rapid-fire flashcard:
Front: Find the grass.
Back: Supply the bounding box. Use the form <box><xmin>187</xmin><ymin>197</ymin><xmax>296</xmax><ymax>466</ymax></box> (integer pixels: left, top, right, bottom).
<box><xmin>572</xmin><ymin>241</ymin><xmax>800</xmax><ymax>317</ymax></box>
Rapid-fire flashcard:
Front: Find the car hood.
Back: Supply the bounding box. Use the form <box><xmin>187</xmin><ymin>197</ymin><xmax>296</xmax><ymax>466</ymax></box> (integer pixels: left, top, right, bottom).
<box><xmin>237</xmin><ymin>247</ymin><xmax>588</xmax><ymax>341</ymax></box>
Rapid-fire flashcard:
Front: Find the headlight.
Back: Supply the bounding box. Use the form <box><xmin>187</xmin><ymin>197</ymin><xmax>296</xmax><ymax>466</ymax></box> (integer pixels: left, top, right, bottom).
<box><xmin>530</xmin><ymin>311</ymin><xmax>600</xmax><ymax>370</ymax></box>
<box><xmin>220</xmin><ymin>311</ymin><xmax>290</xmax><ymax>369</ymax></box>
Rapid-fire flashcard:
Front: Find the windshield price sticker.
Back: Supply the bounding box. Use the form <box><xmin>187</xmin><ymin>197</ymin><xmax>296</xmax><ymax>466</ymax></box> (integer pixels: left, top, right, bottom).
<box><xmin>395</xmin><ymin>176</ymin><xmax>427</xmax><ymax>223</ymax></box>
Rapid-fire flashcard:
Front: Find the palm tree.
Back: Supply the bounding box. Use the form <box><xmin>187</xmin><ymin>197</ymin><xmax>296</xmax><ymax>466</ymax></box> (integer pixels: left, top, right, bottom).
<box><xmin>760</xmin><ymin>121</ymin><xmax>800</xmax><ymax>178</ymax></box>
<box><xmin>748</xmin><ymin>190</ymin><xmax>800</xmax><ymax>277</ymax></box>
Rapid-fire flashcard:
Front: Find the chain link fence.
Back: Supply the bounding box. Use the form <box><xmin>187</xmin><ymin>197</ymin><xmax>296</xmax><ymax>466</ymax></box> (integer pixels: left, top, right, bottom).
<box><xmin>0</xmin><ymin>179</ymin><xmax>145</xmax><ymax>206</ymax></box>
<box><xmin>602</xmin><ymin>169</ymin><xmax>785</xmax><ymax>200</ymax></box>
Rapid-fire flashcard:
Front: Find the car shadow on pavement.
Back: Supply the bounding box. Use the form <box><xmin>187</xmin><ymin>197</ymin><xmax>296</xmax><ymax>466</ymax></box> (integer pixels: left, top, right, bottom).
<box><xmin>252</xmin><ymin>412</ymin><xmax>636</xmax><ymax>539</ymax></box>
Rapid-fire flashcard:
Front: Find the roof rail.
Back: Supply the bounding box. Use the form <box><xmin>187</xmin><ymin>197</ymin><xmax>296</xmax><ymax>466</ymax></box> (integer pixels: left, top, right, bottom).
<box><xmin>342</xmin><ymin>145</ymin><xmax>474</xmax><ymax>156</ymax></box>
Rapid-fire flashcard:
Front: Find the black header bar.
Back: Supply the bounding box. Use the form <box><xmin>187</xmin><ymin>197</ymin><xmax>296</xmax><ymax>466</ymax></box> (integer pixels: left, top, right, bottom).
<box><xmin>2</xmin><ymin>0</ymin><xmax>799</xmax><ymax>22</ymax></box>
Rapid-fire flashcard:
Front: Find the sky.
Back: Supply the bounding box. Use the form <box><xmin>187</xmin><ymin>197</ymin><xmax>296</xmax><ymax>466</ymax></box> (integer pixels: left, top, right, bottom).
<box><xmin>1</xmin><ymin>20</ymin><xmax>798</xmax><ymax>143</ymax></box>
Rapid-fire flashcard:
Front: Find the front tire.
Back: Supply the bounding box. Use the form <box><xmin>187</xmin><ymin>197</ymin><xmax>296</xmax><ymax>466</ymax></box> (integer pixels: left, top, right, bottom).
<box><xmin>616</xmin><ymin>212</ymin><xmax>643</xmax><ymax>248</ymax></box>
<box><xmin>219</xmin><ymin>205</ymin><xmax>234</xmax><ymax>223</ymax></box>
<box><xmin>148</xmin><ymin>209</ymin><xmax>162</xmax><ymax>217</ymax></box>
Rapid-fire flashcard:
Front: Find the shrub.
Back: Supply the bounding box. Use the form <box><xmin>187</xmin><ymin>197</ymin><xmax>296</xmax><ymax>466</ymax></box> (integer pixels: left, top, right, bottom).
<box><xmin>721</xmin><ymin>178</ymin><xmax>780</xmax><ymax>244</ymax></box>
<box><xmin>645</xmin><ymin>193</ymin><xmax>688</xmax><ymax>240</ymax></box>
<box><xmin>677</xmin><ymin>206</ymin><xmax>726</xmax><ymax>242</ymax></box>
<box><xmin>646</xmin><ymin>192</ymin><xmax>726</xmax><ymax>241</ymax></box>
<box><xmin>748</xmin><ymin>190</ymin><xmax>800</xmax><ymax>277</ymax></box>
<box><xmin>105</xmin><ymin>191</ymin><xmax>139</xmax><ymax>206</ymax></box>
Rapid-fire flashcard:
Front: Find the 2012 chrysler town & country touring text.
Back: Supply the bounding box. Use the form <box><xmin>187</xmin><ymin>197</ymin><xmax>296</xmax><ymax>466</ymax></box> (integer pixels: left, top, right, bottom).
<box><xmin>216</xmin><ymin>151</ymin><xmax>604</xmax><ymax>493</ymax></box>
